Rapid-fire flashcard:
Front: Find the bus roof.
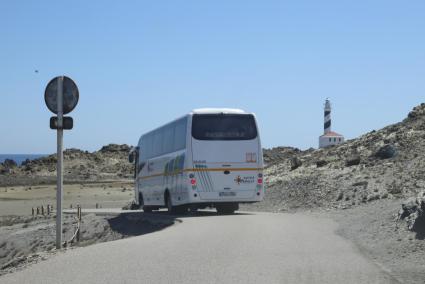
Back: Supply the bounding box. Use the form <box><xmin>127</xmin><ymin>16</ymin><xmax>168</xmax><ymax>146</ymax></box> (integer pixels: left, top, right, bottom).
<box><xmin>191</xmin><ymin>108</ymin><xmax>247</xmax><ymax>114</ymax></box>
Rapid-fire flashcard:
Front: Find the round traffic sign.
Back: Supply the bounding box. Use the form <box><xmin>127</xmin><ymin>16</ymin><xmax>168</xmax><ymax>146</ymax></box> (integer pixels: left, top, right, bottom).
<box><xmin>44</xmin><ymin>76</ymin><xmax>79</xmax><ymax>115</ymax></box>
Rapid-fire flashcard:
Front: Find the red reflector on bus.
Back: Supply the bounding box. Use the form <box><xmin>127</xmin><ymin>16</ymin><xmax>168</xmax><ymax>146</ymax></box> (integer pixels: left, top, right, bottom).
<box><xmin>257</xmin><ymin>178</ymin><xmax>263</xmax><ymax>184</ymax></box>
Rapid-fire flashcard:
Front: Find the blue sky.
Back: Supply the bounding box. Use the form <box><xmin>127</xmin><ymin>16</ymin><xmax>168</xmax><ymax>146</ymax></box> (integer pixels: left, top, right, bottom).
<box><xmin>1</xmin><ymin>0</ymin><xmax>424</xmax><ymax>153</ymax></box>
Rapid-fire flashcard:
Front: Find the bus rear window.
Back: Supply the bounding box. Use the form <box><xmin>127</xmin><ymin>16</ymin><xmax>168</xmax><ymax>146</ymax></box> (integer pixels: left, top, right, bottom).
<box><xmin>192</xmin><ymin>114</ymin><xmax>258</xmax><ymax>140</ymax></box>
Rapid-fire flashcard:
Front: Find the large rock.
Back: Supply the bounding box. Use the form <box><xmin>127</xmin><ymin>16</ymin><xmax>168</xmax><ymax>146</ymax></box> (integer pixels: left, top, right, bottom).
<box><xmin>99</xmin><ymin>144</ymin><xmax>131</xmax><ymax>153</ymax></box>
<box><xmin>399</xmin><ymin>192</ymin><xmax>425</xmax><ymax>232</ymax></box>
<box><xmin>2</xmin><ymin>159</ymin><xmax>17</xmax><ymax>168</ymax></box>
<box><xmin>407</xmin><ymin>103</ymin><xmax>425</xmax><ymax>120</ymax></box>
<box><xmin>263</xmin><ymin>147</ymin><xmax>301</xmax><ymax>167</ymax></box>
<box><xmin>374</xmin><ymin>144</ymin><xmax>397</xmax><ymax>159</ymax></box>
<box><xmin>402</xmin><ymin>198</ymin><xmax>417</xmax><ymax>212</ymax></box>
<box><xmin>346</xmin><ymin>155</ymin><xmax>361</xmax><ymax>167</ymax></box>
<box><xmin>1</xmin><ymin>159</ymin><xmax>17</xmax><ymax>174</ymax></box>
<box><xmin>290</xmin><ymin>157</ymin><xmax>302</xmax><ymax>171</ymax></box>
<box><xmin>316</xmin><ymin>160</ymin><xmax>328</xmax><ymax>168</ymax></box>
<box><xmin>0</xmin><ymin>164</ymin><xmax>8</xmax><ymax>175</ymax></box>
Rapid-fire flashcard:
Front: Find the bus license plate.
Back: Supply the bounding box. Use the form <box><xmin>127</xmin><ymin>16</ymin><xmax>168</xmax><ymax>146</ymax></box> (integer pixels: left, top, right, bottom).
<box><xmin>219</xmin><ymin>192</ymin><xmax>236</xmax><ymax>197</ymax></box>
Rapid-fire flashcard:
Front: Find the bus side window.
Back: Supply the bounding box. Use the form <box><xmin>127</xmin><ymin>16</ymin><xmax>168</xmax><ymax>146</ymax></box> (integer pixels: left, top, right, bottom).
<box><xmin>163</xmin><ymin>125</ymin><xmax>174</xmax><ymax>155</ymax></box>
<box><xmin>143</xmin><ymin>134</ymin><xmax>154</xmax><ymax>160</ymax></box>
<box><xmin>168</xmin><ymin>159</ymin><xmax>174</xmax><ymax>175</ymax></box>
<box><xmin>164</xmin><ymin>162</ymin><xmax>169</xmax><ymax>175</ymax></box>
<box><xmin>153</xmin><ymin>130</ymin><xmax>163</xmax><ymax>157</ymax></box>
<box><xmin>174</xmin><ymin>118</ymin><xmax>187</xmax><ymax>151</ymax></box>
<box><xmin>178</xmin><ymin>154</ymin><xmax>185</xmax><ymax>170</ymax></box>
<box><xmin>173</xmin><ymin>156</ymin><xmax>180</xmax><ymax>173</ymax></box>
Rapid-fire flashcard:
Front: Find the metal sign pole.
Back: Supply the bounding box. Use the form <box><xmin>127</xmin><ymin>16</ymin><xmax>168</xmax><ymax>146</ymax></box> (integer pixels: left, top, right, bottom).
<box><xmin>45</xmin><ymin>75</ymin><xmax>78</xmax><ymax>248</ymax></box>
<box><xmin>56</xmin><ymin>76</ymin><xmax>64</xmax><ymax>249</ymax></box>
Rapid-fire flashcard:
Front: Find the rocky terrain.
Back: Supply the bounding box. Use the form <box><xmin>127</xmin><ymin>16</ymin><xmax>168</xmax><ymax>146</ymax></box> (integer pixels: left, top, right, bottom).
<box><xmin>2</xmin><ymin>104</ymin><xmax>425</xmax><ymax>212</ymax></box>
<box><xmin>1</xmin><ymin>103</ymin><xmax>425</xmax><ymax>282</ymax></box>
<box><xmin>331</xmin><ymin>199</ymin><xmax>425</xmax><ymax>284</ymax></box>
<box><xmin>246</xmin><ymin>103</ymin><xmax>425</xmax><ymax>283</ymax></box>
<box><xmin>2</xmin><ymin>104</ymin><xmax>425</xmax><ymax>214</ymax></box>
<box><xmin>398</xmin><ymin>191</ymin><xmax>425</xmax><ymax>239</ymax></box>
<box><xmin>0</xmin><ymin>213</ymin><xmax>175</xmax><ymax>276</ymax></box>
<box><xmin>0</xmin><ymin>144</ymin><xmax>133</xmax><ymax>186</ymax></box>
<box><xmin>256</xmin><ymin>103</ymin><xmax>425</xmax><ymax>213</ymax></box>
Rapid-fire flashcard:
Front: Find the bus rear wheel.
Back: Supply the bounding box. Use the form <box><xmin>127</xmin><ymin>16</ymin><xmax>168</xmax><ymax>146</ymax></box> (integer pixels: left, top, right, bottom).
<box><xmin>165</xmin><ymin>192</ymin><xmax>187</xmax><ymax>214</ymax></box>
<box><xmin>143</xmin><ymin>206</ymin><xmax>153</xmax><ymax>213</ymax></box>
<box><xmin>139</xmin><ymin>193</ymin><xmax>153</xmax><ymax>213</ymax></box>
<box><xmin>175</xmin><ymin>205</ymin><xmax>188</xmax><ymax>214</ymax></box>
<box><xmin>216</xmin><ymin>203</ymin><xmax>238</xmax><ymax>215</ymax></box>
<box><xmin>165</xmin><ymin>192</ymin><xmax>174</xmax><ymax>213</ymax></box>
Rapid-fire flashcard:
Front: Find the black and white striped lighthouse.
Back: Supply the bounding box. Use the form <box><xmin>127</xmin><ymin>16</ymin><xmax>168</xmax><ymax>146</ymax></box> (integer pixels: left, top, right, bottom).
<box><xmin>324</xmin><ymin>99</ymin><xmax>332</xmax><ymax>134</ymax></box>
<box><xmin>319</xmin><ymin>99</ymin><xmax>345</xmax><ymax>148</ymax></box>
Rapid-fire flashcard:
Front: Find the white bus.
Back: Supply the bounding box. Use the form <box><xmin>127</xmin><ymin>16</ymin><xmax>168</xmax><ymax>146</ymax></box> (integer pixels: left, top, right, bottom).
<box><xmin>129</xmin><ymin>108</ymin><xmax>264</xmax><ymax>214</ymax></box>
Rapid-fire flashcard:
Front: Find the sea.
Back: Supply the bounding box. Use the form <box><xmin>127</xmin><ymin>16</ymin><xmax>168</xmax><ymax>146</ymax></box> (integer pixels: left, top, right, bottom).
<box><xmin>0</xmin><ymin>154</ymin><xmax>48</xmax><ymax>166</ymax></box>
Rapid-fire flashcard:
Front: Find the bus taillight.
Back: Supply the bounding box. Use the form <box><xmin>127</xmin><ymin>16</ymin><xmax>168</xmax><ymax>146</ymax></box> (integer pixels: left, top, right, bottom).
<box><xmin>190</xmin><ymin>178</ymin><xmax>197</xmax><ymax>189</ymax></box>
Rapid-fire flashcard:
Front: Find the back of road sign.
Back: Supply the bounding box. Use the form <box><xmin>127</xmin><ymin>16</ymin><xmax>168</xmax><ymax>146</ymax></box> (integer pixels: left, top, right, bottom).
<box><xmin>44</xmin><ymin>76</ymin><xmax>79</xmax><ymax>115</ymax></box>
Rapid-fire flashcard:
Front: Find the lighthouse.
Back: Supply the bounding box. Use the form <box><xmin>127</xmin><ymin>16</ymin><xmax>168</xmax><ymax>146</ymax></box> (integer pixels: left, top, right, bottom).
<box><xmin>319</xmin><ymin>99</ymin><xmax>344</xmax><ymax>148</ymax></box>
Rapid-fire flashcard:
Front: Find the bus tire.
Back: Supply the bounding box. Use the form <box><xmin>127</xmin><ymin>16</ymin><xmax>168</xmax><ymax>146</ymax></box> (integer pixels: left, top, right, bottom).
<box><xmin>139</xmin><ymin>193</ymin><xmax>153</xmax><ymax>213</ymax></box>
<box><xmin>165</xmin><ymin>191</ymin><xmax>174</xmax><ymax>214</ymax></box>
<box><xmin>143</xmin><ymin>206</ymin><xmax>153</xmax><ymax>213</ymax></box>
<box><xmin>216</xmin><ymin>203</ymin><xmax>238</xmax><ymax>215</ymax></box>
<box><xmin>174</xmin><ymin>205</ymin><xmax>188</xmax><ymax>214</ymax></box>
<box><xmin>189</xmin><ymin>205</ymin><xmax>198</xmax><ymax>214</ymax></box>
<box><xmin>138</xmin><ymin>193</ymin><xmax>144</xmax><ymax>208</ymax></box>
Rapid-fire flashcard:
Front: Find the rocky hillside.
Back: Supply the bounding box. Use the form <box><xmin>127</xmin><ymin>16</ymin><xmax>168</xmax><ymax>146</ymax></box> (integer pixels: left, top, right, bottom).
<box><xmin>2</xmin><ymin>103</ymin><xmax>425</xmax><ymax>210</ymax></box>
<box><xmin>257</xmin><ymin>103</ymin><xmax>425</xmax><ymax>211</ymax></box>
<box><xmin>0</xmin><ymin>144</ymin><xmax>133</xmax><ymax>186</ymax></box>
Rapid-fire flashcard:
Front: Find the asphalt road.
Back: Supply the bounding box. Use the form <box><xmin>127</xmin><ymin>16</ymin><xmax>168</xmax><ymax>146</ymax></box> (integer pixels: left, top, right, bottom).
<box><xmin>0</xmin><ymin>212</ymin><xmax>397</xmax><ymax>284</ymax></box>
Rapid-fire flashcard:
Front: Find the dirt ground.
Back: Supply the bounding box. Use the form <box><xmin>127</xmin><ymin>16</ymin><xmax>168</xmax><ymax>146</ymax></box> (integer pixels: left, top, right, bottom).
<box><xmin>242</xmin><ymin>198</ymin><xmax>425</xmax><ymax>284</ymax></box>
<box><xmin>0</xmin><ymin>180</ymin><xmax>181</xmax><ymax>276</ymax></box>
<box><xmin>0</xmin><ymin>181</ymin><xmax>134</xmax><ymax>216</ymax></box>
<box><xmin>0</xmin><ymin>212</ymin><xmax>176</xmax><ymax>276</ymax></box>
<box><xmin>1</xmin><ymin>182</ymin><xmax>424</xmax><ymax>283</ymax></box>
<box><xmin>327</xmin><ymin>199</ymin><xmax>425</xmax><ymax>284</ymax></box>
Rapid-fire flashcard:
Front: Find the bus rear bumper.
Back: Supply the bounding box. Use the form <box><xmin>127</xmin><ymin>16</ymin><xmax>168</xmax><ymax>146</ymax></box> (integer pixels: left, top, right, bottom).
<box><xmin>186</xmin><ymin>191</ymin><xmax>263</xmax><ymax>204</ymax></box>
